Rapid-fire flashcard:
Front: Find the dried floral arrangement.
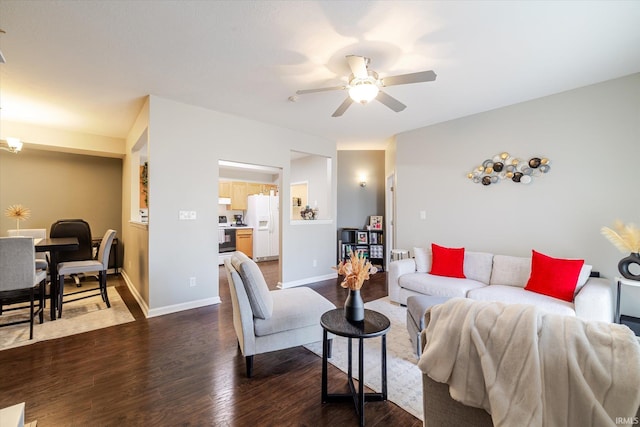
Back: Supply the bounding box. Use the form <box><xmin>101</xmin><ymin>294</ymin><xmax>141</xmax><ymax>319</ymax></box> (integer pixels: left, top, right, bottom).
<box><xmin>5</xmin><ymin>204</ymin><xmax>31</xmax><ymax>231</ymax></box>
<box><xmin>601</xmin><ymin>220</ymin><xmax>640</xmax><ymax>254</ymax></box>
<box><xmin>334</xmin><ymin>250</ymin><xmax>377</xmax><ymax>290</ymax></box>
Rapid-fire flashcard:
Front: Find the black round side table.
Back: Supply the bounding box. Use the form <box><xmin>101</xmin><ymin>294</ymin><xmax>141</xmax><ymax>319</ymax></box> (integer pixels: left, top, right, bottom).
<box><xmin>320</xmin><ymin>308</ymin><xmax>391</xmax><ymax>427</ymax></box>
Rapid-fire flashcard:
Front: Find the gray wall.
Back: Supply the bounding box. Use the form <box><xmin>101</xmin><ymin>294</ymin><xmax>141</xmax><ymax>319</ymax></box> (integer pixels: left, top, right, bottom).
<box><xmin>394</xmin><ymin>73</ymin><xmax>640</xmax><ymax>316</ymax></box>
<box><xmin>0</xmin><ymin>149</ymin><xmax>122</xmax><ymax>240</ymax></box>
<box><xmin>127</xmin><ymin>96</ymin><xmax>337</xmax><ymax>314</ymax></box>
<box><xmin>337</xmin><ymin>150</ymin><xmax>385</xmax><ymax>229</ymax></box>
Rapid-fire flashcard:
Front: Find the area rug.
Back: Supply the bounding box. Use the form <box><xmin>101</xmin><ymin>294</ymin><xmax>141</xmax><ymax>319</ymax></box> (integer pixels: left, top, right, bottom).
<box><xmin>304</xmin><ymin>297</ymin><xmax>423</xmax><ymax>420</ymax></box>
<box><xmin>0</xmin><ymin>286</ymin><xmax>135</xmax><ymax>351</ymax></box>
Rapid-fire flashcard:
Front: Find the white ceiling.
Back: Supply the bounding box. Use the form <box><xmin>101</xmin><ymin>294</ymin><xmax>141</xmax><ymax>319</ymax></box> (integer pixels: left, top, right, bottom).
<box><xmin>1</xmin><ymin>1</ymin><xmax>639</xmax><ymax>150</ymax></box>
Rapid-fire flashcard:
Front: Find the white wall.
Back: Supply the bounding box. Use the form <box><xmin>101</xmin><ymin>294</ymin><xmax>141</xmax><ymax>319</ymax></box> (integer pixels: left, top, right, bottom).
<box><xmin>395</xmin><ymin>73</ymin><xmax>640</xmax><ymax>316</ymax></box>
<box><xmin>144</xmin><ymin>96</ymin><xmax>337</xmax><ymax>312</ymax></box>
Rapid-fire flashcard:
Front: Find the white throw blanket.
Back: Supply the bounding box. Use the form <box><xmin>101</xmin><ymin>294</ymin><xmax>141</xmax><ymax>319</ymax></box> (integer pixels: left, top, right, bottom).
<box><xmin>417</xmin><ymin>298</ymin><xmax>640</xmax><ymax>427</ymax></box>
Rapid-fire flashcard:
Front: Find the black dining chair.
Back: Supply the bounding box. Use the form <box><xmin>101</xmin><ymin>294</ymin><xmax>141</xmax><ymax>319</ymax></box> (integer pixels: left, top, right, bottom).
<box><xmin>50</xmin><ymin>219</ymin><xmax>94</xmax><ymax>286</ymax></box>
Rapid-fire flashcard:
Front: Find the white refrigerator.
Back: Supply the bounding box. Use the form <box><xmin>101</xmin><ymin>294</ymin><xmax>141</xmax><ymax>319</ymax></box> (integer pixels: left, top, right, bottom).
<box><xmin>246</xmin><ymin>194</ymin><xmax>279</xmax><ymax>261</ymax></box>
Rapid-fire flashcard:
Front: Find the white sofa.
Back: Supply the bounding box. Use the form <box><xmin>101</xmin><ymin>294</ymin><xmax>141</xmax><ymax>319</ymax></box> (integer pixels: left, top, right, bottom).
<box><xmin>389</xmin><ymin>248</ymin><xmax>614</xmax><ymax>322</ymax></box>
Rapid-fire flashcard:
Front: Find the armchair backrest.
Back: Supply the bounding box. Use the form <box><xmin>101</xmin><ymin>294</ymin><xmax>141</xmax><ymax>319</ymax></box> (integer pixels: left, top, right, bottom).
<box><xmin>230</xmin><ymin>251</ymin><xmax>273</xmax><ymax>320</ymax></box>
<box><xmin>224</xmin><ymin>258</ymin><xmax>257</xmax><ymax>355</ymax></box>
<box><xmin>0</xmin><ymin>237</ymin><xmax>36</xmax><ymax>291</ymax></box>
<box><xmin>50</xmin><ymin>219</ymin><xmax>93</xmax><ymax>262</ymax></box>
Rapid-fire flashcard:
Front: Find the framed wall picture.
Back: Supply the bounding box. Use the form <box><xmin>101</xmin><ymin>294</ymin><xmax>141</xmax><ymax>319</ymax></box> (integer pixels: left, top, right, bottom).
<box><xmin>370</xmin><ymin>215</ymin><xmax>383</xmax><ymax>230</ymax></box>
<box><xmin>357</xmin><ymin>231</ymin><xmax>368</xmax><ymax>244</ymax></box>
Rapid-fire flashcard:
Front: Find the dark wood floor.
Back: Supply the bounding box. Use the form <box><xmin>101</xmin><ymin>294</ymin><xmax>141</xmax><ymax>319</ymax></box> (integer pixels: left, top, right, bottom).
<box><xmin>0</xmin><ymin>261</ymin><xmax>421</xmax><ymax>426</ymax></box>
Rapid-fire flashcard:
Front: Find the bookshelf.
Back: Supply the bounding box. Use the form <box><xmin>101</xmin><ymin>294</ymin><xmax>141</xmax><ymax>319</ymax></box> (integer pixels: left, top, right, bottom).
<box><xmin>338</xmin><ymin>228</ymin><xmax>385</xmax><ymax>272</ymax></box>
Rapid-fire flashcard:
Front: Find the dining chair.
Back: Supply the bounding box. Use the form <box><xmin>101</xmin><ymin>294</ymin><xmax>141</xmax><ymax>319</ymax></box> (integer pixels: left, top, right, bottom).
<box><xmin>56</xmin><ymin>229</ymin><xmax>116</xmax><ymax>318</ymax></box>
<box><xmin>50</xmin><ymin>219</ymin><xmax>94</xmax><ymax>286</ymax></box>
<box><xmin>8</xmin><ymin>228</ymin><xmax>49</xmax><ymax>271</ymax></box>
<box><xmin>0</xmin><ymin>237</ymin><xmax>47</xmax><ymax>339</ymax></box>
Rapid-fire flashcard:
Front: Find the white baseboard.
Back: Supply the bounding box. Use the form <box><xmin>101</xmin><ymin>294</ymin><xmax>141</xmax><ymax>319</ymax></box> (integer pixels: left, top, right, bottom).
<box><xmin>120</xmin><ymin>270</ymin><xmax>221</xmax><ymax>318</ymax></box>
<box><xmin>278</xmin><ymin>272</ymin><xmax>338</xmax><ymax>289</ymax></box>
<box><xmin>146</xmin><ymin>297</ymin><xmax>221</xmax><ymax>318</ymax></box>
<box><xmin>120</xmin><ymin>270</ymin><xmax>150</xmax><ymax>317</ymax></box>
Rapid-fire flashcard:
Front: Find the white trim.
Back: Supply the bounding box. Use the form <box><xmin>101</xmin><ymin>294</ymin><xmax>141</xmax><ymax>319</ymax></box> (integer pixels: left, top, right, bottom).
<box><xmin>121</xmin><ymin>270</ymin><xmax>222</xmax><ymax>318</ymax></box>
<box><xmin>146</xmin><ymin>296</ymin><xmax>221</xmax><ymax>318</ymax></box>
<box><xmin>120</xmin><ymin>269</ymin><xmax>149</xmax><ymax>317</ymax></box>
<box><xmin>128</xmin><ymin>221</ymin><xmax>148</xmax><ymax>229</ymax></box>
<box><xmin>278</xmin><ymin>272</ymin><xmax>338</xmax><ymax>289</ymax></box>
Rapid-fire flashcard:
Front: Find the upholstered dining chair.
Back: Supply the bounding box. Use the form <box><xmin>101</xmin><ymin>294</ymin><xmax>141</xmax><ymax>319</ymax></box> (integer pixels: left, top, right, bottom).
<box><xmin>56</xmin><ymin>229</ymin><xmax>116</xmax><ymax>318</ymax></box>
<box><xmin>0</xmin><ymin>237</ymin><xmax>47</xmax><ymax>339</ymax></box>
<box><xmin>8</xmin><ymin>228</ymin><xmax>48</xmax><ymax>271</ymax></box>
<box><xmin>224</xmin><ymin>251</ymin><xmax>336</xmax><ymax>377</ymax></box>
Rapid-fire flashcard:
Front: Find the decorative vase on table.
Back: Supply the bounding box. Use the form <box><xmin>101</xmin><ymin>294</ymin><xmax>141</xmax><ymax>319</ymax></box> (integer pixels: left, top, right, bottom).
<box><xmin>618</xmin><ymin>253</ymin><xmax>640</xmax><ymax>281</ymax></box>
<box><xmin>344</xmin><ymin>289</ymin><xmax>364</xmax><ymax>322</ymax></box>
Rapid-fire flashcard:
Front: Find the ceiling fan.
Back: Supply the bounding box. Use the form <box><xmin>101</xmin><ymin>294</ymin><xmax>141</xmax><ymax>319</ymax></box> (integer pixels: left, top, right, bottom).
<box><xmin>294</xmin><ymin>55</ymin><xmax>436</xmax><ymax>117</ymax></box>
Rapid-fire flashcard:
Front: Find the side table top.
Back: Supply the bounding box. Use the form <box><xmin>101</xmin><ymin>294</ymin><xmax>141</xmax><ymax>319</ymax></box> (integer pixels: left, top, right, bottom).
<box><xmin>616</xmin><ymin>277</ymin><xmax>640</xmax><ymax>287</ymax></box>
<box><xmin>321</xmin><ymin>308</ymin><xmax>390</xmax><ymax>339</ymax></box>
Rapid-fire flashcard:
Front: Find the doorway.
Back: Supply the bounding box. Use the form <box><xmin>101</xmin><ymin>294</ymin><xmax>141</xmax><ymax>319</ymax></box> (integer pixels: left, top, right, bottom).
<box><xmin>385</xmin><ymin>172</ymin><xmax>396</xmax><ymax>270</ymax></box>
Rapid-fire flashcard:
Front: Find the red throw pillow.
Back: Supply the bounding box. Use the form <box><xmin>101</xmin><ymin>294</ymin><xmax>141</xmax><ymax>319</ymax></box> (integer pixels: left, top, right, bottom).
<box><xmin>430</xmin><ymin>243</ymin><xmax>466</xmax><ymax>278</ymax></box>
<box><xmin>525</xmin><ymin>250</ymin><xmax>584</xmax><ymax>302</ymax></box>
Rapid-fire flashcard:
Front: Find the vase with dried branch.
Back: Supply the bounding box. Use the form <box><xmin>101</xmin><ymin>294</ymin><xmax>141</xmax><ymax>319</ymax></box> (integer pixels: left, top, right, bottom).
<box><xmin>334</xmin><ymin>250</ymin><xmax>378</xmax><ymax>321</ymax></box>
<box><xmin>601</xmin><ymin>220</ymin><xmax>640</xmax><ymax>281</ymax></box>
<box><xmin>5</xmin><ymin>204</ymin><xmax>31</xmax><ymax>233</ymax></box>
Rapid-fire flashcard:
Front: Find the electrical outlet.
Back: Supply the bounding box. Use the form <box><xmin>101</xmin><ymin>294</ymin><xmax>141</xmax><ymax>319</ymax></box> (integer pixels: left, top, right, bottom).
<box><xmin>189</xmin><ymin>277</ymin><xmax>196</xmax><ymax>287</ymax></box>
<box><xmin>179</xmin><ymin>210</ymin><xmax>197</xmax><ymax>220</ymax></box>
<box><xmin>313</xmin><ymin>259</ymin><xmax>317</xmax><ymax>267</ymax></box>
<box><xmin>420</xmin><ymin>210</ymin><xmax>426</xmax><ymax>220</ymax></box>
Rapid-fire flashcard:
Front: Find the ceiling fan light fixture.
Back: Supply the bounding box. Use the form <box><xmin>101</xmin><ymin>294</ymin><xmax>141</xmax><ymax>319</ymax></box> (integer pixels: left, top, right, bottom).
<box><xmin>1</xmin><ymin>137</ymin><xmax>23</xmax><ymax>153</ymax></box>
<box><xmin>348</xmin><ymin>80</ymin><xmax>379</xmax><ymax>104</ymax></box>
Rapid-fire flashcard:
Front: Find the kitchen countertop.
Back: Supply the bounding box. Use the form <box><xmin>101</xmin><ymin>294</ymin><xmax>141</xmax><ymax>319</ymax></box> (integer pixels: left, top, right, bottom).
<box><xmin>219</xmin><ymin>225</ymin><xmax>252</xmax><ymax>229</ymax></box>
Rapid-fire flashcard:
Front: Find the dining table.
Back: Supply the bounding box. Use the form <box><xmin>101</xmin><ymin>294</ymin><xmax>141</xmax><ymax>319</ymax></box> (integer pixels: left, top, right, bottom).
<box><xmin>35</xmin><ymin>237</ymin><xmax>79</xmax><ymax>320</ymax></box>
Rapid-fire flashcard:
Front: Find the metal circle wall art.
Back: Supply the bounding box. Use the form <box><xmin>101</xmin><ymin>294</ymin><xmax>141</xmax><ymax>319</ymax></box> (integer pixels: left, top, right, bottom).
<box><xmin>467</xmin><ymin>153</ymin><xmax>551</xmax><ymax>186</ymax></box>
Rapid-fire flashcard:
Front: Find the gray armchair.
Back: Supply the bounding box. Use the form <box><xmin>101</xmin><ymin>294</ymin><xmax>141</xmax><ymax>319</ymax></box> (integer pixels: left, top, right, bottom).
<box><xmin>224</xmin><ymin>251</ymin><xmax>336</xmax><ymax>377</ymax></box>
<box><xmin>0</xmin><ymin>237</ymin><xmax>47</xmax><ymax>339</ymax></box>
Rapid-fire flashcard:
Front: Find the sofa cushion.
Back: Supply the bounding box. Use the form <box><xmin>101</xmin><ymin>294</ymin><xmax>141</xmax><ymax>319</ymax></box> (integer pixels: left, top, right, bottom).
<box><xmin>430</xmin><ymin>244</ymin><xmax>466</xmax><ymax>278</ymax></box>
<box><xmin>464</xmin><ymin>252</ymin><xmax>494</xmax><ymax>285</ymax></box>
<box><xmin>525</xmin><ymin>250</ymin><xmax>584</xmax><ymax>302</ymax></box>
<box><xmin>413</xmin><ymin>247</ymin><xmax>431</xmax><ymax>273</ymax></box>
<box><xmin>575</xmin><ymin>264</ymin><xmax>593</xmax><ymax>294</ymax></box>
<box><xmin>490</xmin><ymin>255</ymin><xmax>531</xmax><ymax>288</ymax></box>
<box><xmin>232</xmin><ymin>252</ymin><xmax>274</xmax><ymax>320</ymax></box>
<box><xmin>399</xmin><ymin>273</ymin><xmax>486</xmax><ymax>298</ymax></box>
<box><xmin>467</xmin><ymin>285</ymin><xmax>576</xmax><ymax>317</ymax></box>
<box><xmin>253</xmin><ymin>287</ymin><xmax>334</xmax><ymax>336</ymax></box>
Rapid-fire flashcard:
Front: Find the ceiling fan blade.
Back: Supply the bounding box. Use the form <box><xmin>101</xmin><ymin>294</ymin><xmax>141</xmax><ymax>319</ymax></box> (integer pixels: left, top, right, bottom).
<box><xmin>346</xmin><ymin>55</ymin><xmax>368</xmax><ymax>79</ymax></box>
<box><xmin>380</xmin><ymin>70</ymin><xmax>437</xmax><ymax>87</ymax></box>
<box><xmin>296</xmin><ymin>85</ymin><xmax>346</xmax><ymax>95</ymax></box>
<box><xmin>376</xmin><ymin>90</ymin><xmax>406</xmax><ymax>112</ymax></box>
<box><xmin>332</xmin><ymin>97</ymin><xmax>354</xmax><ymax>117</ymax></box>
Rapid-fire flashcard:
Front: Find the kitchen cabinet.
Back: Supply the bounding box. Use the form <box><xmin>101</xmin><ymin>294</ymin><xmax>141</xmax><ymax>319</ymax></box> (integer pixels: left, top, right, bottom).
<box><xmin>236</xmin><ymin>228</ymin><xmax>253</xmax><ymax>258</ymax></box>
<box><xmin>246</xmin><ymin>183</ymin><xmax>278</xmax><ymax>196</ymax></box>
<box><xmin>231</xmin><ymin>181</ymin><xmax>248</xmax><ymax>210</ymax></box>
<box><xmin>264</xmin><ymin>184</ymin><xmax>278</xmax><ymax>195</ymax></box>
<box><xmin>246</xmin><ymin>182</ymin><xmax>263</xmax><ymax>196</ymax></box>
<box><xmin>219</xmin><ymin>181</ymin><xmax>231</xmax><ymax>198</ymax></box>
